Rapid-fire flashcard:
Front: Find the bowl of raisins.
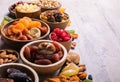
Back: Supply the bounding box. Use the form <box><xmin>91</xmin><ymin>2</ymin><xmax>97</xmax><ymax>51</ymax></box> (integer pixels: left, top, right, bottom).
<box><xmin>20</xmin><ymin>40</ymin><xmax>67</xmax><ymax>74</ymax></box>
<box><xmin>40</xmin><ymin>10</ymin><xmax>69</xmax><ymax>32</ymax></box>
<box><xmin>0</xmin><ymin>63</ymin><xmax>39</xmax><ymax>82</ymax></box>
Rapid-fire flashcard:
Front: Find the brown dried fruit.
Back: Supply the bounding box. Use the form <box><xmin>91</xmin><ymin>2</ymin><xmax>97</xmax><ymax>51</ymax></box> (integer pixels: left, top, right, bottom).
<box><xmin>24</xmin><ymin>47</ymin><xmax>31</xmax><ymax>59</ymax></box>
<box><xmin>66</xmin><ymin>52</ymin><xmax>80</xmax><ymax>64</ymax></box>
<box><xmin>79</xmin><ymin>72</ymin><xmax>87</xmax><ymax>80</ymax></box>
<box><xmin>52</xmin><ymin>53</ymin><xmax>60</xmax><ymax>62</ymax></box>
<box><xmin>0</xmin><ymin>59</ymin><xmax>4</xmax><ymax>64</ymax></box>
<box><xmin>34</xmin><ymin>59</ymin><xmax>52</xmax><ymax>65</ymax></box>
<box><xmin>71</xmin><ymin>42</ymin><xmax>76</xmax><ymax>49</ymax></box>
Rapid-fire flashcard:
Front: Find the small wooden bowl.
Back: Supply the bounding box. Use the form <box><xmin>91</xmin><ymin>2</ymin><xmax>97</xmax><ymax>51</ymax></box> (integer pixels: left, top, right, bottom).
<box><xmin>0</xmin><ymin>18</ymin><xmax>50</xmax><ymax>50</ymax></box>
<box><xmin>0</xmin><ymin>49</ymin><xmax>19</xmax><ymax>64</ymax></box>
<box><xmin>15</xmin><ymin>3</ymin><xmax>41</xmax><ymax>19</ymax></box>
<box><xmin>20</xmin><ymin>40</ymin><xmax>67</xmax><ymax>74</ymax></box>
<box><xmin>0</xmin><ymin>63</ymin><xmax>39</xmax><ymax>82</ymax></box>
<box><xmin>49</xmin><ymin>33</ymin><xmax>72</xmax><ymax>52</ymax></box>
<box><xmin>41</xmin><ymin>2</ymin><xmax>61</xmax><ymax>12</ymax></box>
<box><xmin>40</xmin><ymin>10</ymin><xmax>69</xmax><ymax>32</ymax></box>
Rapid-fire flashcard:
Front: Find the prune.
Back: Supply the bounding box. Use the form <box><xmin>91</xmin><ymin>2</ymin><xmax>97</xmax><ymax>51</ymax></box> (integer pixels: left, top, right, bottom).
<box><xmin>88</xmin><ymin>74</ymin><xmax>93</xmax><ymax>80</ymax></box>
<box><xmin>7</xmin><ymin>68</ymin><xmax>21</xmax><ymax>73</ymax></box>
<box><xmin>34</xmin><ymin>59</ymin><xmax>52</xmax><ymax>65</ymax></box>
<box><xmin>8</xmin><ymin>72</ymin><xmax>27</xmax><ymax>79</ymax></box>
<box><xmin>47</xmin><ymin>15</ymin><xmax>55</xmax><ymax>22</ymax></box>
<box><xmin>54</xmin><ymin>13</ymin><xmax>62</xmax><ymax>22</ymax></box>
<box><xmin>7</xmin><ymin>68</ymin><xmax>32</xmax><ymax>82</ymax></box>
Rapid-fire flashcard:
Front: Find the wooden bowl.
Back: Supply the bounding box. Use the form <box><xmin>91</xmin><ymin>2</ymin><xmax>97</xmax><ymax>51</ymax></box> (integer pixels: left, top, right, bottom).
<box><xmin>15</xmin><ymin>2</ymin><xmax>41</xmax><ymax>19</ymax></box>
<box><xmin>0</xmin><ymin>49</ymin><xmax>19</xmax><ymax>64</ymax></box>
<box><xmin>0</xmin><ymin>63</ymin><xmax>39</xmax><ymax>82</ymax></box>
<box><xmin>0</xmin><ymin>18</ymin><xmax>50</xmax><ymax>50</ymax></box>
<box><xmin>20</xmin><ymin>40</ymin><xmax>67</xmax><ymax>74</ymax></box>
<box><xmin>41</xmin><ymin>2</ymin><xmax>61</xmax><ymax>12</ymax></box>
<box><xmin>40</xmin><ymin>10</ymin><xmax>69</xmax><ymax>32</ymax></box>
<box><xmin>49</xmin><ymin>33</ymin><xmax>72</xmax><ymax>52</ymax></box>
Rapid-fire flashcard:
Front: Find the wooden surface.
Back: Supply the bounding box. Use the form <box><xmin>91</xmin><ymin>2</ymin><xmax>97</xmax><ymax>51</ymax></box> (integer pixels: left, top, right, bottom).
<box><xmin>0</xmin><ymin>0</ymin><xmax>120</xmax><ymax>82</ymax></box>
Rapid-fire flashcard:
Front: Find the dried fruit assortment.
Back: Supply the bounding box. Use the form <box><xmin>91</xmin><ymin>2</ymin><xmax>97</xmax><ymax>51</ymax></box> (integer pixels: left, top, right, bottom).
<box><xmin>15</xmin><ymin>3</ymin><xmax>40</xmax><ymax>13</ymax></box>
<box><xmin>4</xmin><ymin>17</ymin><xmax>48</xmax><ymax>40</ymax></box>
<box><xmin>39</xmin><ymin>0</ymin><xmax>60</xmax><ymax>9</ymax></box>
<box><xmin>44</xmin><ymin>52</ymin><xmax>93</xmax><ymax>82</ymax></box>
<box><xmin>46</xmin><ymin>52</ymin><xmax>91</xmax><ymax>82</ymax></box>
<box><xmin>40</xmin><ymin>10</ymin><xmax>69</xmax><ymax>22</ymax></box>
<box><xmin>24</xmin><ymin>41</ymin><xmax>64</xmax><ymax>65</ymax></box>
<box><xmin>0</xmin><ymin>68</ymin><xmax>33</xmax><ymax>82</ymax></box>
<box><xmin>51</xmin><ymin>28</ymin><xmax>71</xmax><ymax>42</ymax></box>
<box><xmin>0</xmin><ymin>50</ymin><xmax>18</xmax><ymax>64</ymax></box>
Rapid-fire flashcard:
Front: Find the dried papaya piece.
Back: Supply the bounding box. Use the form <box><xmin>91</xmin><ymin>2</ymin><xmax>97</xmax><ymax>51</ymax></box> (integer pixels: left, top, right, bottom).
<box><xmin>19</xmin><ymin>18</ymin><xmax>30</xmax><ymax>28</ymax></box>
<box><xmin>12</xmin><ymin>23</ymin><xmax>25</xmax><ymax>34</ymax></box>
<box><xmin>22</xmin><ymin>17</ymin><xmax>32</xmax><ymax>22</ymax></box>
<box><xmin>29</xmin><ymin>21</ymin><xmax>41</xmax><ymax>29</ymax></box>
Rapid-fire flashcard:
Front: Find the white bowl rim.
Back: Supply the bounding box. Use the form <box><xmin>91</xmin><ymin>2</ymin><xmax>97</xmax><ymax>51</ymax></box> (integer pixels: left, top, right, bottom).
<box><xmin>20</xmin><ymin>40</ymin><xmax>67</xmax><ymax>68</ymax></box>
<box><xmin>0</xmin><ymin>63</ymin><xmax>39</xmax><ymax>82</ymax></box>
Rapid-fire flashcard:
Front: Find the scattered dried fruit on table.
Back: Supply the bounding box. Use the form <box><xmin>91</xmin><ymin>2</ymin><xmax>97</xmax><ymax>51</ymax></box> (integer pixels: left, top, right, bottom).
<box><xmin>66</xmin><ymin>52</ymin><xmax>80</xmax><ymax>65</ymax></box>
<box><xmin>78</xmin><ymin>72</ymin><xmax>87</xmax><ymax>80</ymax></box>
<box><xmin>83</xmin><ymin>79</ymin><xmax>92</xmax><ymax>82</ymax></box>
<box><xmin>59</xmin><ymin>63</ymin><xmax>80</xmax><ymax>77</ymax></box>
<box><xmin>71</xmin><ymin>42</ymin><xmax>77</xmax><ymax>49</ymax></box>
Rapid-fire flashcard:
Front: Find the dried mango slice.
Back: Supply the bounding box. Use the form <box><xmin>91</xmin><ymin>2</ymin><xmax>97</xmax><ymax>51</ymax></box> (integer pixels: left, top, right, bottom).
<box><xmin>29</xmin><ymin>27</ymin><xmax>41</xmax><ymax>39</ymax></box>
<box><xmin>59</xmin><ymin>63</ymin><xmax>80</xmax><ymax>77</ymax></box>
<box><xmin>19</xmin><ymin>18</ymin><xmax>30</xmax><ymax>28</ymax></box>
<box><xmin>59</xmin><ymin>7</ymin><xmax>66</xmax><ymax>14</ymax></box>
<box><xmin>29</xmin><ymin>21</ymin><xmax>41</xmax><ymax>29</ymax></box>
<box><xmin>11</xmin><ymin>23</ymin><xmax>25</xmax><ymax>34</ymax></box>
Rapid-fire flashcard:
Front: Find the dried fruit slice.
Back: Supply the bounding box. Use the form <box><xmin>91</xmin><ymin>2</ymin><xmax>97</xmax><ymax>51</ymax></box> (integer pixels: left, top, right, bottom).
<box><xmin>59</xmin><ymin>63</ymin><xmax>80</xmax><ymax>77</ymax></box>
<box><xmin>29</xmin><ymin>27</ymin><xmax>41</xmax><ymax>39</ymax></box>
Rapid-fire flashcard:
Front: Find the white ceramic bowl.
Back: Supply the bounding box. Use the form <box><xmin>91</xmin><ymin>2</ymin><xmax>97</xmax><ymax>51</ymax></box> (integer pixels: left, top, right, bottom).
<box><xmin>0</xmin><ymin>63</ymin><xmax>39</xmax><ymax>82</ymax></box>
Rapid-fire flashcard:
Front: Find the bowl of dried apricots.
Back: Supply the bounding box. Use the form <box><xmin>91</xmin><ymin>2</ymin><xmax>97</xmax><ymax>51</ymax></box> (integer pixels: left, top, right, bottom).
<box><xmin>0</xmin><ymin>17</ymin><xmax>50</xmax><ymax>50</ymax></box>
<box><xmin>20</xmin><ymin>40</ymin><xmax>67</xmax><ymax>74</ymax></box>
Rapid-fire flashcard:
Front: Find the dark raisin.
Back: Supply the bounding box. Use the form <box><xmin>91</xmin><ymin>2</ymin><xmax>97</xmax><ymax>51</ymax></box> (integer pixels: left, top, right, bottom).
<box><xmin>88</xmin><ymin>74</ymin><xmax>93</xmax><ymax>80</ymax></box>
<box><xmin>54</xmin><ymin>13</ymin><xmax>62</xmax><ymax>22</ymax></box>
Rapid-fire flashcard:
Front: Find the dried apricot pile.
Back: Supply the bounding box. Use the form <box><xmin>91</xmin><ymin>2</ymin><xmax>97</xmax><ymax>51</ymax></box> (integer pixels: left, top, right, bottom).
<box><xmin>4</xmin><ymin>17</ymin><xmax>48</xmax><ymax>40</ymax></box>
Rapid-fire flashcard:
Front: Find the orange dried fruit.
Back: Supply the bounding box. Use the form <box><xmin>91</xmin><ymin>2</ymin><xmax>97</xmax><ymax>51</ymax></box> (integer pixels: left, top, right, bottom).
<box><xmin>19</xmin><ymin>18</ymin><xmax>30</xmax><ymax>28</ymax></box>
<box><xmin>12</xmin><ymin>23</ymin><xmax>25</xmax><ymax>34</ymax></box>
<box><xmin>29</xmin><ymin>21</ymin><xmax>41</xmax><ymax>29</ymax></box>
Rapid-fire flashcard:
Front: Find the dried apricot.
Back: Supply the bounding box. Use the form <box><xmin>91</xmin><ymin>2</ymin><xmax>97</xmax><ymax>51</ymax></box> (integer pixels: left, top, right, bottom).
<box><xmin>29</xmin><ymin>21</ymin><xmax>41</xmax><ymax>29</ymax></box>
